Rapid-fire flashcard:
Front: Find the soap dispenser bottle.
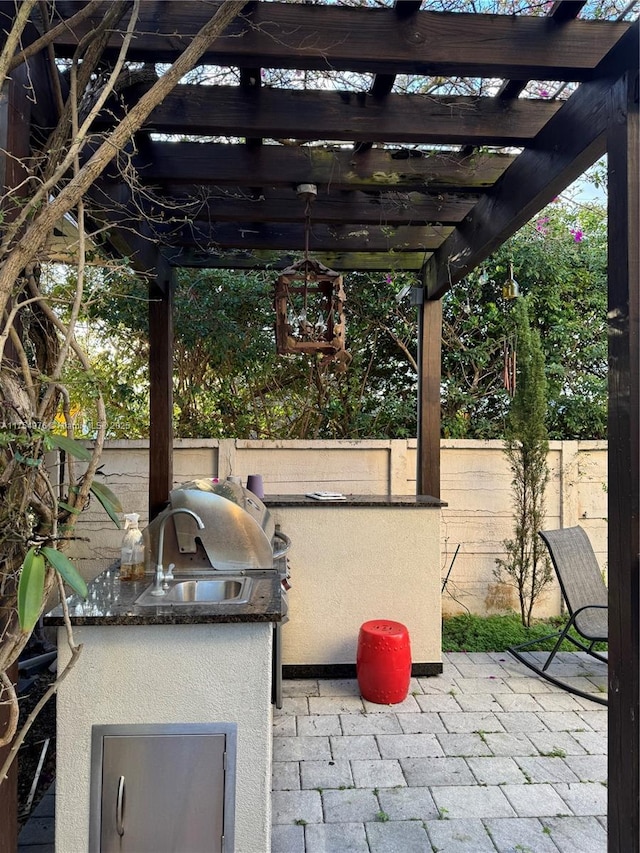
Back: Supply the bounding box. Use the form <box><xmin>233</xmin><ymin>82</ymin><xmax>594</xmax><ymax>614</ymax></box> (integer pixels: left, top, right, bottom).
<box><xmin>120</xmin><ymin>513</ymin><xmax>145</xmax><ymax>581</ymax></box>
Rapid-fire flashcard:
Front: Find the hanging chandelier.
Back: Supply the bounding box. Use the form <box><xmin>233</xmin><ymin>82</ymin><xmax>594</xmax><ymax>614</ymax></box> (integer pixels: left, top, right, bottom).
<box><xmin>274</xmin><ymin>184</ymin><xmax>346</xmax><ymax>357</ymax></box>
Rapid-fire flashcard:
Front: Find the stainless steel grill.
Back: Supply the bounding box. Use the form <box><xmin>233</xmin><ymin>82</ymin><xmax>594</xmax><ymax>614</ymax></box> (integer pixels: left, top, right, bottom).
<box><xmin>144</xmin><ymin>479</ymin><xmax>290</xmax><ymax>573</ymax></box>
<box><xmin>143</xmin><ymin>478</ymin><xmax>290</xmax><ymax>708</ymax></box>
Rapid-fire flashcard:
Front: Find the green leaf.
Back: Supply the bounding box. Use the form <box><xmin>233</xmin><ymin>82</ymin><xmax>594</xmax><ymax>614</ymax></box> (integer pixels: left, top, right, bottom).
<box><xmin>14</xmin><ymin>451</ymin><xmax>42</xmax><ymax>468</ymax></box>
<box><xmin>58</xmin><ymin>501</ymin><xmax>82</xmax><ymax>514</ymax></box>
<box><xmin>90</xmin><ymin>481</ymin><xmax>123</xmax><ymax>528</ymax></box>
<box><xmin>17</xmin><ymin>548</ymin><xmax>46</xmax><ymax>633</ymax></box>
<box><xmin>47</xmin><ymin>434</ymin><xmax>92</xmax><ymax>461</ymax></box>
<box><xmin>41</xmin><ymin>547</ymin><xmax>88</xmax><ymax>598</ymax></box>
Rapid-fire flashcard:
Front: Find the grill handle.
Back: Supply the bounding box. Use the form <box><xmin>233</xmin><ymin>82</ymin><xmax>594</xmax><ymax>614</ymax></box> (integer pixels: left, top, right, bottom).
<box><xmin>273</xmin><ymin>529</ymin><xmax>291</xmax><ymax>559</ymax></box>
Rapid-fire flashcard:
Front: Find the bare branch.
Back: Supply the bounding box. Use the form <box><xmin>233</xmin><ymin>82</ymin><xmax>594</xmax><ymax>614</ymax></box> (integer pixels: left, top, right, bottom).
<box><xmin>0</xmin><ymin>672</ymin><xmax>19</xmax><ymax>749</ymax></box>
<box><xmin>7</xmin><ymin>1</ymin><xmax>107</xmax><ymax>76</ymax></box>
<box><xmin>0</xmin><ymin>0</ymin><xmax>246</xmax><ymax>318</ymax></box>
<box><xmin>0</xmin><ymin>0</ymin><xmax>37</xmax><ymax>92</ymax></box>
<box><xmin>0</xmin><ymin>2</ymin><xmax>134</xmax><ymax>256</ymax></box>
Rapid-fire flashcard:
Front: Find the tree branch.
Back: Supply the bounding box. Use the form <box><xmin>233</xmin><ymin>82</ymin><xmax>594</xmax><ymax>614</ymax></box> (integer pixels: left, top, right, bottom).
<box><xmin>0</xmin><ymin>0</ymin><xmax>37</xmax><ymax>92</ymax></box>
<box><xmin>0</xmin><ymin>1</ymin><xmax>246</xmax><ymax>317</ymax></box>
<box><xmin>7</xmin><ymin>1</ymin><xmax>107</xmax><ymax>76</ymax></box>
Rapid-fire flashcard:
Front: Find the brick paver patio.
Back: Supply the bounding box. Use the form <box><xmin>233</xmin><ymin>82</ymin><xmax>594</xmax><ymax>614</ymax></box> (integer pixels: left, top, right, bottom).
<box><xmin>271</xmin><ymin>651</ymin><xmax>608</xmax><ymax>853</ymax></box>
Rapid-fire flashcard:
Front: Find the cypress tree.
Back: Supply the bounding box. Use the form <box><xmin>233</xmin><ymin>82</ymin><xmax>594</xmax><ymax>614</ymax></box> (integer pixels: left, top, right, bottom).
<box><xmin>495</xmin><ymin>297</ymin><xmax>553</xmax><ymax>627</ymax></box>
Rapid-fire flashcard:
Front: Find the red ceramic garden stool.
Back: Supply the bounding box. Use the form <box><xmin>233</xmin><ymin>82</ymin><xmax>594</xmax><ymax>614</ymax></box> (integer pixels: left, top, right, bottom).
<box><xmin>356</xmin><ymin>620</ymin><xmax>412</xmax><ymax>704</ymax></box>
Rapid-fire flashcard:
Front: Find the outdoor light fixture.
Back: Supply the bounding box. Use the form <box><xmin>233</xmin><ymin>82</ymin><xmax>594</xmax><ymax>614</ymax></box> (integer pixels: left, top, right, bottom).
<box><xmin>502</xmin><ymin>262</ymin><xmax>520</xmax><ymax>300</ymax></box>
<box><xmin>274</xmin><ymin>184</ymin><xmax>346</xmax><ymax>357</ymax></box>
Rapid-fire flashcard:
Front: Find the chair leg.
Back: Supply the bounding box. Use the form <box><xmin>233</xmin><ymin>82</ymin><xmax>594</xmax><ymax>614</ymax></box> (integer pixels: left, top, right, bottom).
<box><xmin>507</xmin><ymin>642</ymin><xmax>608</xmax><ymax>707</ymax></box>
<box><xmin>506</xmin><ymin>613</ymin><xmax>608</xmax><ymax>707</ymax></box>
<box><xmin>542</xmin><ymin>623</ymin><xmax>573</xmax><ymax>672</ymax></box>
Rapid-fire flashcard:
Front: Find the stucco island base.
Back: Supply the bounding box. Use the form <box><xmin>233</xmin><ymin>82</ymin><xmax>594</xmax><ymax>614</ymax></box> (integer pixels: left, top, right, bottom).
<box><xmin>268</xmin><ymin>500</ymin><xmax>442</xmax><ymax>675</ymax></box>
<box><xmin>55</xmin><ymin>622</ymin><xmax>273</xmax><ymax>853</ymax></box>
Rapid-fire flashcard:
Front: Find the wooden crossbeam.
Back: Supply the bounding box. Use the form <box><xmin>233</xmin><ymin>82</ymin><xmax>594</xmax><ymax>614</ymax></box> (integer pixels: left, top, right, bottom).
<box><xmin>161</xmin><ymin>222</ymin><xmax>452</xmax><ymax>253</ymax></box>
<box><xmin>354</xmin><ymin>0</ymin><xmax>422</xmax><ymax>155</ymax></box>
<box><xmin>39</xmin><ymin>1</ymin><xmax>629</xmax><ymax>81</ymax></box>
<box><xmin>142</xmin><ymin>189</ymin><xmax>478</xmax><ymax>226</ymax></box>
<box><xmin>119</xmin><ymin>86</ymin><xmax>559</xmax><ymax>145</ymax></box>
<box><xmin>495</xmin><ymin>1</ymin><xmax>587</xmax><ymax>100</ymax></box>
<box><xmin>428</xmin><ymin>21</ymin><xmax>640</xmax><ymax>297</ymax></box>
<box><xmin>161</xmin><ymin>248</ymin><xmax>429</xmax><ymax>271</ymax></box>
<box><xmin>134</xmin><ymin>143</ymin><xmax>515</xmax><ymax>191</ymax></box>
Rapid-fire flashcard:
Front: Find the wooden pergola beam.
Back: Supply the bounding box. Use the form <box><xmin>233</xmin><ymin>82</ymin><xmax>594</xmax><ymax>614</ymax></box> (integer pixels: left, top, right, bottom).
<box><xmin>427</xmin><ymin>21</ymin><xmax>639</xmax><ymax>298</ymax></box>
<box><xmin>118</xmin><ymin>86</ymin><xmax>560</xmax><ymax>146</ymax></box>
<box><xmin>161</xmin><ymin>249</ymin><xmax>429</xmax><ymax>272</ymax></box>
<box><xmin>607</xmin><ymin>67</ymin><xmax>640</xmax><ymax>853</ymax></box>
<box><xmin>39</xmin><ymin>1</ymin><xmax>629</xmax><ymax>80</ymax></box>
<box><xmin>134</xmin><ymin>143</ymin><xmax>516</xmax><ymax>192</ymax></box>
<box><xmin>143</xmin><ymin>189</ymin><xmax>478</xmax><ymax>226</ymax></box>
<box><xmin>353</xmin><ymin>0</ymin><xmax>421</xmax><ymax>155</ymax></box>
<box><xmin>148</xmin><ymin>267</ymin><xmax>175</xmax><ymax>520</ymax></box>
<box><xmin>416</xmin><ymin>258</ymin><xmax>441</xmax><ymax>498</ymax></box>
<box><xmin>159</xmin><ymin>222</ymin><xmax>452</xmax><ymax>253</ymax></box>
<box><xmin>495</xmin><ymin>1</ymin><xmax>587</xmax><ymax>100</ymax></box>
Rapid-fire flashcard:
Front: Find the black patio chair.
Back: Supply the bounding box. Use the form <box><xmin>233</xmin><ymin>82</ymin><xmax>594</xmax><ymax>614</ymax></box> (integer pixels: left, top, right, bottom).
<box><xmin>507</xmin><ymin>525</ymin><xmax>608</xmax><ymax>706</ymax></box>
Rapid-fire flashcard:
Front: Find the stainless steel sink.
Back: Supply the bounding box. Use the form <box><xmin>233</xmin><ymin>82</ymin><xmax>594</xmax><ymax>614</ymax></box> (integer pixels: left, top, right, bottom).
<box><xmin>135</xmin><ymin>577</ymin><xmax>252</xmax><ymax>607</ymax></box>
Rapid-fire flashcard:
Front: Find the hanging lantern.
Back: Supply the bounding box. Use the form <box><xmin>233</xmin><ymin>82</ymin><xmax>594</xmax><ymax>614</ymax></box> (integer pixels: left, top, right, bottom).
<box><xmin>274</xmin><ymin>183</ymin><xmax>346</xmax><ymax>357</ymax></box>
<box><xmin>275</xmin><ymin>257</ymin><xmax>346</xmax><ymax>355</ymax></box>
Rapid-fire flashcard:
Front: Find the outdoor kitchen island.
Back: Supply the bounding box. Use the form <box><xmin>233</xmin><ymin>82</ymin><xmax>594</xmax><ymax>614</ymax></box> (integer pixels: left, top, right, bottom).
<box><xmin>265</xmin><ymin>494</ymin><xmax>444</xmax><ymax>678</ymax></box>
<box><xmin>45</xmin><ymin>567</ymin><xmax>285</xmax><ymax>853</ymax></box>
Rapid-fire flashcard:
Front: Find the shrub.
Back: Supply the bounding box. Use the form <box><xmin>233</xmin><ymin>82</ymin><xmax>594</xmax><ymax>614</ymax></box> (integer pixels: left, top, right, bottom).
<box><xmin>442</xmin><ymin>613</ymin><xmax>607</xmax><ymax>654</ymax></box>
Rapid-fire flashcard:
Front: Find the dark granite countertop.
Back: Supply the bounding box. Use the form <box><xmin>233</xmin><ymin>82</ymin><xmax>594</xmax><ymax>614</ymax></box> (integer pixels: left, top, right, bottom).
<box><xmin>264</xmin><ymin>494</ymin><xmax>446</xmax><ymax>508</ymax></box>
<box><xmin>44</xmin><ymin>566</ymin><xmax>285</xmax><ymax>627</ymax></box>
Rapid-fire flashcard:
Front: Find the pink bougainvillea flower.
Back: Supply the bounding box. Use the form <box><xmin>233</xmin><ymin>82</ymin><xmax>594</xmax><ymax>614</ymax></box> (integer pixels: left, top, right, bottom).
<box><xmin>385</xmin><ymin>273</ymin><xmax>393</xmax><ymax>285</ymax></box>
<box><xmin>570</xmin><ymin>228</ymin><xmax>584</xmax><ymax>243</ymax></box>
<box><xmin>535</xmin><ymin>216</ymin><xmax>549</xmax><ymax>235</ymax></box>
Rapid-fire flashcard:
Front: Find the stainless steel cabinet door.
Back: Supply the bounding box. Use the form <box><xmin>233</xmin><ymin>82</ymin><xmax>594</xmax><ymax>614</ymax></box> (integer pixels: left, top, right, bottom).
<box><xmin>99</xmin><ymin>732</ymin><xmax>227</xmax><ymax>852</ymax></box>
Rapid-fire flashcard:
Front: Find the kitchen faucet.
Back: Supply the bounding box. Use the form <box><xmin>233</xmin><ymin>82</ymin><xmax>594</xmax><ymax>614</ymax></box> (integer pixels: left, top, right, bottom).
<box><xmin>151</xmin><ymin>507</ymin><xmax>205</xmax><ymax>596</ymax></box>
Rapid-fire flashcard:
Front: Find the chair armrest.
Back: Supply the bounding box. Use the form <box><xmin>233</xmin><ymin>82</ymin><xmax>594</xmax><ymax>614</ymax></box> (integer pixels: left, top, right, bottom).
<box><xmin>570</xmin><ymin>604</ymin><xmax>607</xmax><ymax>618</ymax></box>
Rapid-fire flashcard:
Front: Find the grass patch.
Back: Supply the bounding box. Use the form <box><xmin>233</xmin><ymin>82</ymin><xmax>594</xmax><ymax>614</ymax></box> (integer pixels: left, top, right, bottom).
<box><xmin>442</xmin><ymin>612</ymin><xmax>607</xmax><ymax>654</ymax></box>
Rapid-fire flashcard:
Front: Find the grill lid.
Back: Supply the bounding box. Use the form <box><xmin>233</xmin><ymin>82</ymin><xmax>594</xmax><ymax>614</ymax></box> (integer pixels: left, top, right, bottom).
<box><xmin>145</xmin><ymin>479</ymin><xmax>276</xmax><ymax>572</ymax></box>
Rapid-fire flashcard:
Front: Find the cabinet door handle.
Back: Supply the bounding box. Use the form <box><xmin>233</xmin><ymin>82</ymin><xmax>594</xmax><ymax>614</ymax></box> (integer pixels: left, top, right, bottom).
<box><xmin>116</xmin><ymin>775</ymin><xmax>125</xmax><ymax>836</ymax></box>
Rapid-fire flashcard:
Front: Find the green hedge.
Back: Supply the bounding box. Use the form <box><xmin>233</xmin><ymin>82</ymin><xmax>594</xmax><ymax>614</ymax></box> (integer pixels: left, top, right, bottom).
<box><xmin>442</xmin><ymin>613</ymin><xmax>608</xmax><ymax>654</ymax></box>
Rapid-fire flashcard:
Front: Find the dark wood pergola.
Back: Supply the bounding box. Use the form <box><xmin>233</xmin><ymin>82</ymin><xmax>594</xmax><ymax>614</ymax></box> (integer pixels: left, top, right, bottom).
<box><xmin>1</xmin><ymin>1</ymin><xmax>638</xmax><ymax>849</ymax></box>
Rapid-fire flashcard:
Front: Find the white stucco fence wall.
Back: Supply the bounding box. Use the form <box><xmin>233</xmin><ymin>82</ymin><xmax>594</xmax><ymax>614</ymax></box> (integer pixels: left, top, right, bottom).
<box><xmin>66</xmin><ymin>438</ymin><xmax>607</xmax><ymax>620</ymax></box>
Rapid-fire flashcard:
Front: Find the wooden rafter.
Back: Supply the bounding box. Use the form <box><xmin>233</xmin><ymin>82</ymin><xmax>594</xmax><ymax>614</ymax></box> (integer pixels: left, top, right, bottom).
<box><xmin>39</xmin><ymin>2</ymin><xmax>629</xmax><ymax>80</ymax></box>
<box><xmin>133</xmin><ymin>143</ymin><xmax>516</xmax><ymax>192</ymax></box>
<box><xmin>161</xmin><ymin>249</ymin><xmax>429</xmax><ymax>272</ymax></box>
<box><xmin>354</xmin><ymin>0</ymin><xmax>422</xmax><ymax>155</ymax></box>
<box><xmin>428</xmin><ymin>21</ymin><xmax>640</xmax><ymax>297</ymax></box>
<box><xmin>138</xmin><ymin>189</ymin><xmax>478</xmax><ymax>226</ymax></box>
<box><xmin>157</xmin><ymin>222</ymin><xmax>452</xmax><ymax>254</ymax></box>
<box><xmin>115</xmin><ymin>86</ymin><xmax>561</xmax><ymax>145</ymax></box>
<box><xmin>496</xmin><ymin>1</ymin><xmax>587</xmax><ymax>100</ymax></box>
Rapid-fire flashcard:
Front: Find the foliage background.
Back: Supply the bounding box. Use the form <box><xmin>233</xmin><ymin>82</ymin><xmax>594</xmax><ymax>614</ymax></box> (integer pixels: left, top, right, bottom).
<box><xmin>76</xmin><ymin>199</ymin><xmax>607</xmax><ymax>442</ymax></box>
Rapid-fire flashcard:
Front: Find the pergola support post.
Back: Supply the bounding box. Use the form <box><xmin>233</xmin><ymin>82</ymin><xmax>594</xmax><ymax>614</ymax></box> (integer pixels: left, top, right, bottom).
<box><xmin>416</xmin><ymin>258</ymin><xmax>442</xmax><ymax>498</ymax></box>
<box><xmin>607</xmin><ymin>68</ymin><xmax>640</xmax><ymax>853</ymax></box>
<box><xmin>0</xmin><ymin>66</ymin><xmax>32</xmax><ymax>853</ymax></box>
<box><xmin>148</xmin><ymin>269</ymin><xmax>175</xmax><ymax>520</ymax></box>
